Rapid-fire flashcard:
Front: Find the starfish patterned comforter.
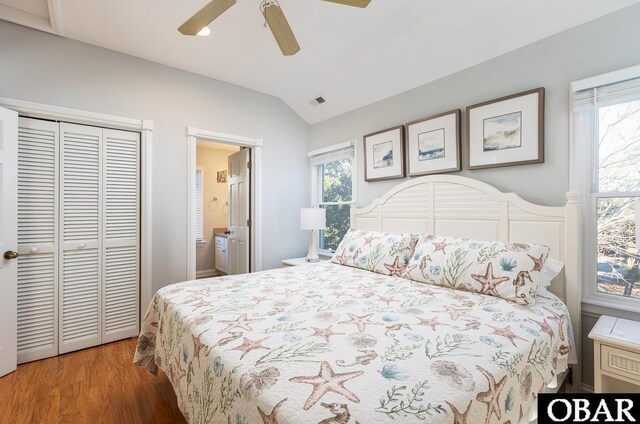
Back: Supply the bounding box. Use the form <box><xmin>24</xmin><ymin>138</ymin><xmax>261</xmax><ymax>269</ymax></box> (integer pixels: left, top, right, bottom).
<box><xmin>134</xmin><ymin>262</ymin><xmax>572</xmax><ymax>424</ymax></box>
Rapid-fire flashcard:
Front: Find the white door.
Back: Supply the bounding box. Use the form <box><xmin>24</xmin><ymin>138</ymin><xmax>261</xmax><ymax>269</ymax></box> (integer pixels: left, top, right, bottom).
<box><xmin>59</xmin><ymin>123</ymin><xmax>102</xmax><ymax>354</ymax></box>
<box><xmin>0</xmin><ymin>107</ymin><xmax>18</xmax><ymax>377</ymax></box>
<box><xmin>102</xmin><ymin>129</ymin><xmax>140</xmax><ymax>343</ymax></box>
<box><xmin>227</xmin><ymin>148</ymin><xmax>250</xmax><ymax>275</ymax></box>
<box><xmin>16</xmin><ymin>117</ymin><xmax>59</xmax><ymax>364</ymax></box>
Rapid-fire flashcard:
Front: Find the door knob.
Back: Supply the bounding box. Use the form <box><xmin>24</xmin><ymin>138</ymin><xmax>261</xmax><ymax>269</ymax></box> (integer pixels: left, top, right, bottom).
<box><xmin>3</xmin><ymin>251</ymin><xmax>18</xmax><ymax>260</ymax></box>
<box><xmin>224</xmin><ymin>230</ymin><xmax>231</xmax><ymax>235</ymax></box>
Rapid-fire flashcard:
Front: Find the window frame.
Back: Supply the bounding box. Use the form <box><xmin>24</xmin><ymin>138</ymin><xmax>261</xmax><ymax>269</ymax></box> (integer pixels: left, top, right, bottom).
<box><xmin>309</xmin><ymin>140</ymin><xmax>357</xmax><ymax>256</ymax></box>
<box><xmin>571</xmin><ymin>64</ymin><xmax>640</xmax><ymax>312</ymax></box>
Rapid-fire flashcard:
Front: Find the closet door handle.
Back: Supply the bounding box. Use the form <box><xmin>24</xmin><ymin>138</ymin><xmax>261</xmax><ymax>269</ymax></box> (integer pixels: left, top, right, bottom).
<box><xmin>78</xmin><ymin>243</ymin><xmax>86</xmax><ymax>249</ymax></box>
<box><xmin>3</xmin><ymin>251</ymin><xmax>18</xmax><ymax>260</ymax></box>
<box><xmin>30</xmin><ymin>248</ymin><xmax>39</xmax><ymax>254</ymax></box>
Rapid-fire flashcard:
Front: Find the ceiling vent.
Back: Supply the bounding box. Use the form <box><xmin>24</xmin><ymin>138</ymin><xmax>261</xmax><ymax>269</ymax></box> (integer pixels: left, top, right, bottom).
<box><xmin>309</xmin><ymin>95</ymin><xmax>326</xmax><ymax>106</ymax></box>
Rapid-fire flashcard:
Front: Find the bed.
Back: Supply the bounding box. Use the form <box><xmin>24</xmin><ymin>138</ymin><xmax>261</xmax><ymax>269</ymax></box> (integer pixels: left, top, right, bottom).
<box><xmin>134</xmin><ymin>175</ymin><xmax>581</xmax><ymax>424</ymax></box>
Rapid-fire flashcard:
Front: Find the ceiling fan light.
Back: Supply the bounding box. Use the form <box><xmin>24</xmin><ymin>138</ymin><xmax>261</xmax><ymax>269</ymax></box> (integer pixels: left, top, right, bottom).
<box><xmin>178</xmin><ymin>0</ymin><xmax>237</xmax><ymax>36</ymax></box>
<box><xmin>197</xmin><ymin>27</ymin><xmax>211</xmax><ymax>36</ymax></box>
<box><xmin>262</xmin><ymin>2</ymin><xmax>300</xmax><ymax>56</ymax></box>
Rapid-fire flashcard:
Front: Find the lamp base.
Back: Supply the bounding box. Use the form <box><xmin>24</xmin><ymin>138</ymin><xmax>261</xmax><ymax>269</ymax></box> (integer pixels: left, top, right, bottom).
<box><xmin>306</xmin><ymin>230</ymin><xmax>319</xmax><ymax>262</ymax></box>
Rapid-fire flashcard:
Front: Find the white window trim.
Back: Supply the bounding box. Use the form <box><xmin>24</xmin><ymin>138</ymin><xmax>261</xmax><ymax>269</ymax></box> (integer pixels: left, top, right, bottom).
<box><xmin>571</xmin><ymin>64</ymin><xmax>640</xmax><ymax>313</ymax></box>
<box><xmin>309</xmin><ymin>140</ymin><xmax>357</xmax><ymax>256</ymax></box>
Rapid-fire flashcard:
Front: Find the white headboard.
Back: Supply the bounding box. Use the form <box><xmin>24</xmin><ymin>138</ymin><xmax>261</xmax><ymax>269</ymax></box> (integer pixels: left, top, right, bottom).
<box><xmin>352</xmin><ymin>175</ymin><xmax>581</xmax><ymax>389</ymax></box>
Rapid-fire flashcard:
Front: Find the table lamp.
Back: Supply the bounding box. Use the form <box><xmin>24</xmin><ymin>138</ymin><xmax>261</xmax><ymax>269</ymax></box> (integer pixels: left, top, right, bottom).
<box><xmin>300</xmin><ymin>208</ymin><xmax>326</xmax><ymax>262</ymax></box>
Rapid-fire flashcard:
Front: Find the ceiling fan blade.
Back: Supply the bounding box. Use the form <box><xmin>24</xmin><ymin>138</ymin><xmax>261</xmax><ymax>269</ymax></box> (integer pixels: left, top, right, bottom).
<box><xmin>262</xmin><ymin>2</ymin><xmax>300</xmax><ymax>56</ymax></box>
<box><xmin>178</xmin><ymin>0</ymin><xmax>237</xmax><ymax>36</ymax></box>
<box><xmin>322</xmin><ymin>0</ymin><xmax>371</xmax><ymax>8</ymax></box>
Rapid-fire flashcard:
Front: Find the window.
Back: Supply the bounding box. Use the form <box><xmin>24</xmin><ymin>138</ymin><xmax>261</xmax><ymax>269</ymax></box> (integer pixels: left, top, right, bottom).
<box><xmin>572</xmin><ymin>67</ymin><xmax>640</xmax><ymax>310</ymax></box>
<box><xmin>195</xmin><ymin>166</ymin><xmax>204</xmax><ymax>243</ymax></box>
<box><xmin>309</xmin><ymin>142</ymin><xmax>355</xmax><ymax>253</ymax></box>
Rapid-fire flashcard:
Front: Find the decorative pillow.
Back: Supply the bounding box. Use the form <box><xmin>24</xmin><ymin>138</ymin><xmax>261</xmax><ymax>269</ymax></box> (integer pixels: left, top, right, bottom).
<box><xmin>331</xmin><ymin>228</ymin><xmax>419</xmax><ymax>276</ymax></box>
<box><xmin>403</xmin><ymin>235</ymin><xmax>552</xmax><ymax>305</ymax></box>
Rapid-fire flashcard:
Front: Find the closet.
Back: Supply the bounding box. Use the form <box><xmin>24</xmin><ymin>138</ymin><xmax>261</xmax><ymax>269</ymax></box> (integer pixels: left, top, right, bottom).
<box><xmin>17</xmin><ymin>117</ymin><xmax>140</xmax><ymax>363</ymax></box>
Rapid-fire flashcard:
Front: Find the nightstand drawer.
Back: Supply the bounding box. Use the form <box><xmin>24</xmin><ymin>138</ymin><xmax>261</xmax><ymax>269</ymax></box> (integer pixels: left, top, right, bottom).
<box><xmin>601</xmin><ymin>344</ymin><xmax>640</xmax><ymax>382</ymax></box>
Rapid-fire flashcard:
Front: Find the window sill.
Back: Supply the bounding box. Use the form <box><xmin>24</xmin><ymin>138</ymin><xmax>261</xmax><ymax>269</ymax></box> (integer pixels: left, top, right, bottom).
<box><xmin>318</xmin><ymin>250</ymin><xmax>334</xmax><ymax>259</ymax></box>
<box><xmin>196</xmin><ymin>240</ymin><xmax>206</xmax><ymax>248</ymax></box>
<box><xmin>582</xmin><ymin>295</ymin><xmax>640</xmax><ymax>315</ymax></box>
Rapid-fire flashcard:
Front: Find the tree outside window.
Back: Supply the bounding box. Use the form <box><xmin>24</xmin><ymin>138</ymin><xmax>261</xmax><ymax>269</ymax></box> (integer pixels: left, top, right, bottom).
<box><xmin>318</xmin><ymin>158</ymin><xmax>352</xmax><ymax>251</ymax></box>
<box><xmin>596</xmin><ymin>100</ymin><xmax>640</xmax><ymax>298</ymax></box>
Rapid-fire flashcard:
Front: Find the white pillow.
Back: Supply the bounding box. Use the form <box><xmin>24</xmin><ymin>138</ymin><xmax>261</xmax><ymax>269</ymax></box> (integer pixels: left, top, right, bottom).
<box><xmin>537</xmin><ymin>258</ymin><xmax>564</xmax><ymax>294</ymax></box>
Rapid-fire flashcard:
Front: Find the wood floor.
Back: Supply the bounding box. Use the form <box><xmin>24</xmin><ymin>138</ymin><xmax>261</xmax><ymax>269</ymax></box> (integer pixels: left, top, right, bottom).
<box><xmin>0</xmin><ymin>338</ymin><xmax>187</xmax><ymax>424</ymax></box>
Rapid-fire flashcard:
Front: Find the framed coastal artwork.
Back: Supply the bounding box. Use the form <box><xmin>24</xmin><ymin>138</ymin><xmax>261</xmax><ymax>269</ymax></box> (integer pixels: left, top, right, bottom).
<box><xmin>363</xmin><ymin>125</ymin><xmax>405</xmax><ymax>181</ymax></box>
<box><xmin>405</xmin><ymin>109</ymin><xmax>461</xmax><ymax>176</ymax></box>
<box><xmin>465</xmin><ymin>87</ymin><xmax>544</xmax><ymax>170</ymax></box>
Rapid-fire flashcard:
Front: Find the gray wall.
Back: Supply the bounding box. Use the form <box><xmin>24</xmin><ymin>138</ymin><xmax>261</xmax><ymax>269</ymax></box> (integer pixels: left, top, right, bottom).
<box><xmin>0</xmin><ymin>20</ymin><xmax>310</xmax><ymax>293</ymax></box>
<box><xmin>309</xmin><ymin>4</ymin><xmax>640</xmax><ymax>388</ymax></box>
<box><xmin>310</xmin><ymin>4</ymin><xmax>640</xmax><ymax>208</ymax></box>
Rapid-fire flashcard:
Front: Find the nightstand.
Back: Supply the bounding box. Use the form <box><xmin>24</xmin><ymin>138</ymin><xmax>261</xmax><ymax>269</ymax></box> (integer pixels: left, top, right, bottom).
<box><xmin>589</xmin><ymin>315</ymin><xmax>640</xmax><ymax>393</ymax></box>
<box><xmin>281</xmin><ymin>257</ymin><xmax>329</xmax><ymax>267</ymax></box>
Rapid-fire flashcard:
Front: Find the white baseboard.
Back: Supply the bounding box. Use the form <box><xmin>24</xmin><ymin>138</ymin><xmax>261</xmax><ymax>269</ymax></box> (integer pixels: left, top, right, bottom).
<box><xmin>196</xmin><ymin>269</ymin><xmax>217</xmax><ymax>279</ymax></box>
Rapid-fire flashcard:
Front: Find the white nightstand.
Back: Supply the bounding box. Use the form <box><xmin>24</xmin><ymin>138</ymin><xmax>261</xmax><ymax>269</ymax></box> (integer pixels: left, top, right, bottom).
<box><xmin>281</xmin><ymin>257</ymin><xmax>329</xmax><ymax>267</ymax></box>
<box><xmin>589</xmin><ymin>315</ymin><xmax>640</xmax><ymax>393</ymax></box>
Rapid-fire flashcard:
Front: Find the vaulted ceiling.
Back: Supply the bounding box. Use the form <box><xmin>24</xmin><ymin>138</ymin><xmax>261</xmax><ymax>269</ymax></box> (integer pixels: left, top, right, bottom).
<box><xmin>1</xmin><ymin>0</ymin><xmax>639</xmax><ymax>123</ymax></box>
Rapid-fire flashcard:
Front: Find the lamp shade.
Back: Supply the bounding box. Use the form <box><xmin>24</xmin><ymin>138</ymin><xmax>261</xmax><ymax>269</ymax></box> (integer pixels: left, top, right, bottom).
<box><xmin>300</xmin><ymin>208</ymin><xmax>326</xmax><ymax>230</ymax></box>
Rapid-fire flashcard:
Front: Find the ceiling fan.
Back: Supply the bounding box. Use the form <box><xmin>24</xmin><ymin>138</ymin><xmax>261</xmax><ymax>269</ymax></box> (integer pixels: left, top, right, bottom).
<box><xmin>178</xmin><ymin>0</ymin><xmax>372</xmax><ymax>56</ymax></box>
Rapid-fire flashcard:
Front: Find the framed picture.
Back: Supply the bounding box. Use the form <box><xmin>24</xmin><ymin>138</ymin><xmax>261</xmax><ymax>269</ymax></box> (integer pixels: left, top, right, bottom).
<box><xmin>405</xmin><ymin>109</ymin><xmax>461</xmax><ymax>176</ymax></box>
<box><xmin>465</xmin><ymin>87</ymin><xmax>544</xmax><ymax>170</ymax></box>
<box><xmin>363</xmin><ymin>125</ymin><xmax>405</xmax><ymax>181</ymax></box>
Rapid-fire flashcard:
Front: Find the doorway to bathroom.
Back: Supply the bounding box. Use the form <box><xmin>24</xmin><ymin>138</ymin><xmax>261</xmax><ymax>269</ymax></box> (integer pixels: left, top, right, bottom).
<box><xmin>187</xmin><ymin>127</ymin><xmax>263</xmax><ymax>281</ymax></box>
<box><xmin>195</xmin><ymin>140</ymin><xmax>239</xmax><ymax>278</ymax></box>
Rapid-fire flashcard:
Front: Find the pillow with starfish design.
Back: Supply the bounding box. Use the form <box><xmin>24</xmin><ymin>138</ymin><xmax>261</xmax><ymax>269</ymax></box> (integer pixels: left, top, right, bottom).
<box><xmin>402</xmin><ymin>235</ymin><xmax>552</xmax><ymax>305</ymax></box>
<box><xmin>331</xmin><ymin>228</ymin><xmax>419</xmax><ymax>277</ymax></box>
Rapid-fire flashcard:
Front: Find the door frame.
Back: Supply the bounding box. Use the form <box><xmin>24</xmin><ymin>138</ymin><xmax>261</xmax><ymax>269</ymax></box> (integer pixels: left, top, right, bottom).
<box><xmin>0</xmin><ymin>97</ymin><xmax>154</xmax><ymax>316</ymax></box>
<box><xmin>186</xmin><ymin>126</ymin><xmax>263</xmax><ymax>280</ymax></box>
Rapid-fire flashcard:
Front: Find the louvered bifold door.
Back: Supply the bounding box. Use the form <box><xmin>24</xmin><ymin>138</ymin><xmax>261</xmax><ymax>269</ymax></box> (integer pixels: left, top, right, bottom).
<box><xmin>102</xmin><ymin>129</ymin><xmax>140</xmax><ymax>343</ymax></box>
<box><xmin>59</xmin><ymin>123</ymin><xmax>102</xmax><ymax>354</ymax></box>
<box><xmin>16</xmin><ymin>118</ymin><xmax>59</xmax><ymax>363</ymax></box>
